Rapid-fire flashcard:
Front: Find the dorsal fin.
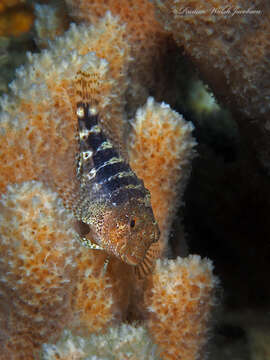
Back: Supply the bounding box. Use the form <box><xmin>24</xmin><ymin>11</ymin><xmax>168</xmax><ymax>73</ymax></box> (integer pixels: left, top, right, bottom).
<box><xmin>74</xmin><ymin>60</ymin><xmax>128</xmax><ymax>160</ymax></box>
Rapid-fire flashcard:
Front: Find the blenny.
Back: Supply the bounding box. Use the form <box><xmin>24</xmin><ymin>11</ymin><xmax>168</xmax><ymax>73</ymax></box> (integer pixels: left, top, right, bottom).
<box><xmin>73</xmin><ymin>69</ymin><xmax>160</xmax><ymax>277</ymax></box>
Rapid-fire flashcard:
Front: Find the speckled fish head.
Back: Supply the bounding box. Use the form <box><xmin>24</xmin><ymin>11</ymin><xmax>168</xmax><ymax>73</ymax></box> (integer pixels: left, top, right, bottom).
<box><xmin>98</xmin><ymin>198</ymin><xmax>160</xmax><ymax>265</ymax></box>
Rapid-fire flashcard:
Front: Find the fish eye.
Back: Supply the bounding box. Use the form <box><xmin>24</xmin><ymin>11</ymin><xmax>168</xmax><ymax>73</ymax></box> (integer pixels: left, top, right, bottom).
<box><xmin>130</xmin><ymin>218</ymin><xmax>136</xmax><ymax>229</ymax></box>
<box><xmin>75</xmin><ymin>220</ymin><xmax>90</xmax><ymax>236</ymax></box>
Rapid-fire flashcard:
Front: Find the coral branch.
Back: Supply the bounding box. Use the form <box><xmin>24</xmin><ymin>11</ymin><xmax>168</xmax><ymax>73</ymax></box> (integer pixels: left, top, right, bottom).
<box><xmin>0</xmin><ymin>181</ymin><xmax>79</xmax><ymax>358</ymax></box>
<box><xmin>129</xmin><ymin>97</ymin><xmax>196</xmax><ymax>252</ymax></box>
<box><xmin>0</xmin><ymin>12</ymin><xmax>131</xmax><ymax>204</ymax></box>
<box><xmin>64</xmin><ymin>0</ymin><xmax>176</xmax><ymax>113</ymax></box>
<box><xmin>41</xmin><ymin>324</ymin><xmax>159</xmax><ymax>360</ymax></box>
<box><xmin>145</xmin><ymin>256</ymin><xmax>218</xmax><ymax>360</ymax></box>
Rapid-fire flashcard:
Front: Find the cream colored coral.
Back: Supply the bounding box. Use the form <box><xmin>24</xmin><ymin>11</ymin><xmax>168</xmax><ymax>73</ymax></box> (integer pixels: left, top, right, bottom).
<box><xmin>71</xmin><ymin>249</ymin><xmax>115</xmax><ymax>335</ymax></box>
<box><xmin>0</xmin><ymin>182</ymin><xmax>119</xmax><ymax>358</ymax></box>
<box><xmin>0</xmin><ymin>16</ymin><xmax>137</xmax><ymax>357</ymax></box>
<box><xmin>0</xmin><ymin>14</ymin><xmax>132</xmax><ymax>345</ymax></box>
<box><xmin>41</xmin><ymin>324</ymin><xmax>159</xmax><ymax>360</ymax></box>
<box><xmin>145</xmin><ymin>255</ymin><xmax>218</xmax><ymax>360</ymax></box>
<box><xmin>0</xmin><ymin>181</ymin><xmax>80</xmax><ymax>358</ymax></box>
<box><xmin>128</xmin><ymin>97</ymin><xmax>196</xmax><ymax>252</ymax></box>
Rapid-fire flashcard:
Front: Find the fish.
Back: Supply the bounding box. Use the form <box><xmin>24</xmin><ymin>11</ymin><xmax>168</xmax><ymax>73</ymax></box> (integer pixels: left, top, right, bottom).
<box><xmin>73</xmin><ymin>68</ymin><xmax>160</xmax><ymax>277</ymax></box>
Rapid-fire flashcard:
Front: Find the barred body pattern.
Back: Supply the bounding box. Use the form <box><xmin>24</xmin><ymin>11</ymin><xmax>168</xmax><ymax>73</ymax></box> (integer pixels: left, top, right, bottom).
<box><xmin>74</xmin><ymin>70</ymin><xmax>160</xmax><ymax>276</ymax></box>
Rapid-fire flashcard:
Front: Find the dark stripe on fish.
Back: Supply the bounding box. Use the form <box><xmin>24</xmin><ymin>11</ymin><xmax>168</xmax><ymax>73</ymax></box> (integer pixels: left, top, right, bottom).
<box><xmin>77</xmin><ymin>102</ymin><xmax>146</xmax><ymax>205</ymax></box>
<box><xmin>109</xmin><ymin>186</ymin><xmax>147</xmax><ymax>205</ymax></box>
<box><xmin>85</xmin><ymin>131</ymin><xmax>105</xmax><ymax>151</ymax></box>
<box><xmin>93</xmin><ymin>147</ymin><xmax>119</xmax><ymax>169</ymax></box>
<box><xmin>103</xmin><ymin>175</ymin><xmax>140</xmax><ymax>194</ymax></box>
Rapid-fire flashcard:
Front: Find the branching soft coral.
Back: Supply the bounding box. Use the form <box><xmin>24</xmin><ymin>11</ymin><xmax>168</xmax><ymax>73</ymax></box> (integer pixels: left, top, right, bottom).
<box><xmin>0</xmin><ymin>181</ymin><xmax>79</xmax><ymax>358</ymax></box>
<box><xmin>129</xmin><ymin>97</ymin><xmax>196</xmax><ymax>253</ymax></box>
<box><xmin>145</xmin><ymin>256</ymin><xmax>218</xmax><ymax>360</ymax></box>
<box><xmin>0</xmin><ymin>12</ymin><xmax>131</xmax><ymax>201</ymax></box>
<box><xmin>39</xmin><ymin>256</ymin><xmax>217</xmax><ymax>360</ymax></box>
<box><xmin>41</xmin><ymin>324</ymin><xmax>159</xmax><ymax>360</ymax></box>
<box><xmin>0</xmin><ymin>10</ymin><xmax>217</xmax><ymax>360</ymax></box>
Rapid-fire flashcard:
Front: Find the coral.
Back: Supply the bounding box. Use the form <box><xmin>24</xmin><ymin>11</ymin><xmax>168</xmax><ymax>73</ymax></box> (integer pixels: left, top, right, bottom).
<box><xmin>0</xmin><ymin>10</ymin><xmax>217</xmax><ymax>360</ymax></box>
<box><xmin>0</xmin><ymin>12</ymin><xmax>131</xmax><ymax>201</ymax></box>
<box><xmin>129</xmin><ymin>97</ymin><xmax>196</xmax><ymax>253</ymax></box>
<box><xmin>41</xmin><ymin>324</ymin><xmax>159</xmax><ymax>360</ymax></box>
<box><xmin>152</xmin><ymin>0</ymin><xmax>270</xmax><ymax>118</ymax></box>
<box><xmin>0</xmin><ymin>181</ymin><xmax>79</xmax><ymax>358</ymax></box>
<box><xmin>64</xmin><ymin>0</ymin><xmax>167</xmax><ymax>63</ymax></box>
<box><xmin>145</xmin><ymin>256</ymin><xmax>217</xmax><ymax>360</ymax></box>
<box><xmin>40</xmin><ymin>257</ymin><xmax>217</xmax><ymax>360</ymax></box>
<box><xmin>70</xmin><ymin>249</ymin><xmax>116</xmax><ymax>336</ymax></box>
<box><xmin>0</xmin><ymin>182</ymin><xmax>131</xmax><ymax>358</ymax></box>
<box><xmin>64</xmin><ymin>0</ymin><xmax>176</xmax><ymax>113</ymax></box>
<box><xmin>152</xmin><ymin>0</ymin><xmax>270</xmax><ymax>171</ymax></box>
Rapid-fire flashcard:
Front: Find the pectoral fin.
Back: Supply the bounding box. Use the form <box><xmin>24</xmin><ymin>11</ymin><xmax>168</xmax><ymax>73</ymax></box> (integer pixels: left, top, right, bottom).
<box><xmin>134</xmin><ymin>242</ymin><xmax>161</xmax><ymax>279</ymax></box>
